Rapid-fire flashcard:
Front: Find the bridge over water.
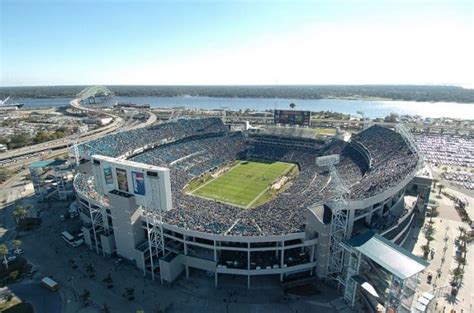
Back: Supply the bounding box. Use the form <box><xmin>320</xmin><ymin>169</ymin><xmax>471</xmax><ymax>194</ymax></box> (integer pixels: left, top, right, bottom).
<box><xmin>77</xmin><ymin>85</ymin><xmax>113</xmax><ymax>104</ymax></box>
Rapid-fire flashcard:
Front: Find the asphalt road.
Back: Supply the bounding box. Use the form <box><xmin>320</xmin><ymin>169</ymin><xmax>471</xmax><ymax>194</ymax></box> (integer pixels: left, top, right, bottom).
<box><xmin>0</xmin><ymin>98</ymin><xmax>123</xmax><ymax>162</ymax></box>
<box><xmin>8</xmin><ymin>282</ymin><xmax>62</xmax><ymax>313</ymax></box>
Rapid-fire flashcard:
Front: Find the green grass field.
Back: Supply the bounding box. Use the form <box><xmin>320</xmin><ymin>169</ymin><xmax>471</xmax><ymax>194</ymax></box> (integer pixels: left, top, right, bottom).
<box><xmin>312</xmin><ymin>127</ymin><xmax>336</xmax><ymax>136</ymax></box>
<box><xmin>188</xmin><ymin>161</ymin><xmax>296</xmax><ymax>208</ymax></box>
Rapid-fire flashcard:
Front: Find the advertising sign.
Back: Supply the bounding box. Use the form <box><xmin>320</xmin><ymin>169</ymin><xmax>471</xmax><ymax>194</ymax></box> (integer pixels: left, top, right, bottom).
<box><xmin>116</xmin><ymin>168</ymin><xmax>129</xmax><ymax>192</ymax></box>
<box><xmin>132</xmin><ymin>171</ymin><xmax>146</xmax><ymax>195</ymax></box>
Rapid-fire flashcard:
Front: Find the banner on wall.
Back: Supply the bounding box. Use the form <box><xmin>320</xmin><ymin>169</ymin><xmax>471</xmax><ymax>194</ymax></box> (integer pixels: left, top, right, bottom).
<box><xmin>116</xmin><ymin>168</ymin><xmax>129</xmax><ymax>192</ymax></box>
<box><xmin>103</xmin><ymin>167</ymin><xmax>113</xmax><ymax>185</ymax></box>
<box><xmin>132</xmin><ymin>171</ymin><xmax>145</xmax><ymax>195</ymax></box>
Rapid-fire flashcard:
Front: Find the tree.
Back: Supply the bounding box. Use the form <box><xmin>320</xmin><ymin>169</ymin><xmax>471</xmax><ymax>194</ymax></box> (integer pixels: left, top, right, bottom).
<box><xmin>12</xmin><ymin>205</ymin><xmax>27</xmax><ymax>223</ymax></box>
<box><xmin>451</xmin><ymin>267</ymin><xmax>464</xmax><ymax>282</ymax></box>
<box><xmin>8</xmin><ymin>133</ymin><xmax>30</xmax><ymax>149</ymax></box>
<box><xmin>455</xmin><ymin>255</ymin><xmax>466</xmax><ymax>268</ymax></box>
<box><xmin>0</xmin><ymin>244</ymin><xmax>9</xmax><ymax>270</ymax></box>
<box><xmin>125</xmin><ymin>287</ymin><xmax>135</xmax><ymax>301</ymax></box>
<box><xmin>384</xmin><ymin>113</ymin><xmax>399</xmax><ymax>123</ymax></box>
<box><xmin>69</xmin><ymin>258</ymin><xmax>78</xmax><ymax>269</ymax></box>
<box><xmin>425</xmin><ymin>224</ymin><xmax>435</xmax><ymax>242</ymax></box>
<box><xmin>101</xmin><ymin>304</ymin><xmax>111</xmax><ymax>313</ymax></box>
<box><xmin>432</xmin><ymin>178</ymin><xmax>439</xmax><ymax>190</ymax></box>
<box><xmin>103</xmin><ymin>273</ymin><xmax>113</xmax><ymax>288</ymax></box>
<box><xmin>289</xmin><ymin>103</ymin><xmax>296</xmax><ymax>109</ymax></box>
<box><xmin>421</xmin><ymin>244</ymin><xmax>430</xmax><ymax>259</ymax></box>
<box><xmin>79</xmin><ymin>289</ymin><xmax>91</xmax><ymax>306</ymax></box>
<box><xmin>0</xmin><ymin>168</ymin><xmax>9</xmax><ymax>183</ymax></box>
<box><xmin>85</xmin><ymin>264</ymin><xmax>95</xmax><ymax>278</ymax></box>
<box><xmin>33</xmin><ymin>131</ymin><xmax>53</xmax><ymax>144</ymax></box>
<box><xmin>12</xmin><ymin>240</ymin><xmax>21</xmax><ymax>252</ymax></box>
<box><xmin>438</xmin><ymin>184</ymin><xmax>445</xmax><ymax>195</ymax></box>
<box><xmin>9</xmin><ymin>270</ymin><xmax>19</xmax><ymax>281</ymax></box>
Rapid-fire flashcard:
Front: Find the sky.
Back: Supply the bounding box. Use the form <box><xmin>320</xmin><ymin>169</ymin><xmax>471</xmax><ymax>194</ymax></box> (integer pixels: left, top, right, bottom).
<box><xmin>0</xmin><ymin>0</ymin><xmax>473</xmax><ymax>87</ymax></box>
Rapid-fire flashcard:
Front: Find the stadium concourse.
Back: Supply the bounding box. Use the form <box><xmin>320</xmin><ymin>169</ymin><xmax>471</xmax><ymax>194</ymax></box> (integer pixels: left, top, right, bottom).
<box><xmin>73</xmin><ymin>117</ymin><xmax>431</xmax><ymax>310</ymax></box>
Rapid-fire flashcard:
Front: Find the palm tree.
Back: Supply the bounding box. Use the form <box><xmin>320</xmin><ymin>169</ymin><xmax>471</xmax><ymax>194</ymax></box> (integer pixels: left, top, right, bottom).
<box><xmin>451</xmin><ymin>267</ymin><xmax>464</xmax><ymax>283</ymax></box>
<box><xmin>421</xmin><ymin>244</ymin><xmax>430</xmax><ymax>259</ymax></box>
<box><xmin>0</xmin><ymin>244</ymin><xmax>9</xmax><ymax>270</ymax></box>
<box><xmin>101</xmin><ymin>304</ymin><xmax>111</xmax><ymax>313</ymax></box>
<box><xmin>85</xmin><ymin>264</ymin><xmax>95</xmax><ymax>278</ymax></box>
<box><xmin>12</xmin><ymin>205</ymin><xmax>27</xmax><ymax>223</ymax></box>
<box><xmin>103</xmin><ymin>273</ymin><xmax>113</xmax><ymax>288</ymax></box>
<box><xmin>455</xmin><ymin>255</ymin><xmax>466</xmax><ymax>268</ymax></box>
<box><xmin>425</xmin><ymin>224</ymin><xmax>435</xmax><ymax>242</ymax></box>
<box><xmin>125</xmin><ymin>287</ymin><xmax>135</xmax><ymax>301</ymax></box>
<box><xmin>12</xmin><ymin>240</ymin><xmax>21</xmax><ymax>252</ymax></box>
<box><xmin>458</xmin><ymin>227</ymin><xmax>467</xmax><ymax>240</ymax></box>
<box><xmin>69</xmin><ymin>258</ymin><xmax>78</xmax><ymax>269</ymax></box>
<box><xmin>79</xmin><ymin>289</ymin><xmax>91</xmax><ymax>306</ymax></box>
<box><xmin>438</xmin><ymin>184</ymin><xmax>445</xmax><ymax>195</ymax></box>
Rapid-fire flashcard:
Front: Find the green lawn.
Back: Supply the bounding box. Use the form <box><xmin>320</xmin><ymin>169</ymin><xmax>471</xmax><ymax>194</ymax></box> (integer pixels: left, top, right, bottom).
<box><xmin>0</xmin><ymin>301</ymin><xmax>33</xmax><ymax>313</ymax></box>
<box><xmin>188</xmin><ymin>161</ymin><xmax>295</xmax><ymax>208</ymax></box>
<box><xmin>313</xmin><ymin>127</ymin><xmax>336</xmax><ymax>136</ymax></box>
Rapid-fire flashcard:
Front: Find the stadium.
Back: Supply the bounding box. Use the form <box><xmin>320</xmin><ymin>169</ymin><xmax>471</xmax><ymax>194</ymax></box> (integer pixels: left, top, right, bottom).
<box><xmin>72</xmin><ymin>114</ymin><xmax>432</xmax><ymax>311</ymax></box>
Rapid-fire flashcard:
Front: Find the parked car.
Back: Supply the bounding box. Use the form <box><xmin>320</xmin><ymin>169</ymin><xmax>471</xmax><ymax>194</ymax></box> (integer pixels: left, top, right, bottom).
<box><xmin>455</xmin><ymin>247</ymin><xmax>462</xmax><ymax>257</ymax></box>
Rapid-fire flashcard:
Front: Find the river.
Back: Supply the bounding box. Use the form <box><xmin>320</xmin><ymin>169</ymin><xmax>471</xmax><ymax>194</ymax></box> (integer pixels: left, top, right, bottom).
<box><xmin>15</xmin><ymin>96</ymin><xmax>474</xmax><ymax>119</ymax></box>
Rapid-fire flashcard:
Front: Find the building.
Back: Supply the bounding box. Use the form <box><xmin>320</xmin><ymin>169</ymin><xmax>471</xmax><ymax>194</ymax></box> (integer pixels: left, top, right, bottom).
<box><xmin>73</xmin><ymin>117</ymin><xmax>431</xmax><ymax>312</ymax></box>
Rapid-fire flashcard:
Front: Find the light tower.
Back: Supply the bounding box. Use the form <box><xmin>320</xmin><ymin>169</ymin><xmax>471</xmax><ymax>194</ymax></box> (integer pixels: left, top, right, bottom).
<box><xmin>316</xmin><ymin>154</ymin><xmax>350</xmax><ymax>284</ymax></box>
<box><xmin>71</xmin><ymin>127</ymin><xmax>86</xmax><ymax>166</ymax></box>
<box><xmin>143</xmin><ymin>174</ymin><xmax>165</xmax><ymax>283</ymax></box>
<box><xmin>395</xmin><ymin>123</ymin><xmax>422</xmax><ymax>163</ymax></box>
<box><xmin>222</xmin><ymin>106</ymin><xmax>229</xmax><ymax>124</ymax></box>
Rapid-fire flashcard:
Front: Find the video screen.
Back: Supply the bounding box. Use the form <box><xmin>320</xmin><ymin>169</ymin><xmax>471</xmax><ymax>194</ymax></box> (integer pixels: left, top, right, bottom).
<box><xmin>274</xmin><ymin>110</ymin><xmax>311</xmax><ymax>126</ymax></box>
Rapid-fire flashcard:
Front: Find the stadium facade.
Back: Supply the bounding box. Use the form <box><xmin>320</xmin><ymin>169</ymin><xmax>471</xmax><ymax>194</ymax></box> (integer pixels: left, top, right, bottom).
<box><xmin>72</xmin><ymin>116</ymin><xmax>432</xmax><ymax>311</ymax></box>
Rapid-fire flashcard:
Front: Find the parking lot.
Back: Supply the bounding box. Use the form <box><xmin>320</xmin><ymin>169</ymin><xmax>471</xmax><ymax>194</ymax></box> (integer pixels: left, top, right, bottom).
<box><xmin>410</xmin><ymin>186</ymin><xmax>473</xmax><ymax>313</ymax></box>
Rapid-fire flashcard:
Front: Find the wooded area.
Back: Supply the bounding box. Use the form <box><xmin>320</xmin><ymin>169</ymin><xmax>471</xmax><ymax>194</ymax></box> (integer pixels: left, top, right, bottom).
<box><xmin>0</xmin><ymin>85</ymin><xmax>473</xmax><ymax>103</ymax></box>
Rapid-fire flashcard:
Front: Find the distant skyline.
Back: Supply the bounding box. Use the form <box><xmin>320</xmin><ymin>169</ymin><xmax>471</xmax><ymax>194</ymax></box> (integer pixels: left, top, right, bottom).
<box><xmin>1</xmin><ymin>0</ymin><xmax>473</xmax><ymax>88</ymax></box>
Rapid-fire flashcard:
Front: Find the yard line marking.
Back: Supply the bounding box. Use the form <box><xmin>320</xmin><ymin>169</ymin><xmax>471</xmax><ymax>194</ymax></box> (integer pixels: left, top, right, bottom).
<box><xmin>189</xmin><ymin>162</ymin><xmax>241</xmax><ymax>194</ymax></box>
<box><xmin>245</xmin><ymin>163</ymin><xmax>294</xmax><ymax>209</ymax></box>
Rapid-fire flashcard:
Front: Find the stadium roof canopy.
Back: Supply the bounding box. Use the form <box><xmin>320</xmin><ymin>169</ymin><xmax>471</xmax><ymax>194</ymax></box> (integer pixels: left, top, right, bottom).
<box><xmin>29</xmin><ymin>159</ymin><xmax>67</xmax><ymax>168</ymax></box>
<box><xmin>344</xmin><ymin>230</ymin><xmax>429</xmax><ymax>279</ymax></box>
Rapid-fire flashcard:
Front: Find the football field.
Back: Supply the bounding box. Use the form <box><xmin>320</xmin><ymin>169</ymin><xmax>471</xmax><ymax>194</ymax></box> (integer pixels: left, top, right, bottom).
<box><xmin>188</xmin><ymin>161</ymin><xmax>296</xmax><ymax>208</ymax></box>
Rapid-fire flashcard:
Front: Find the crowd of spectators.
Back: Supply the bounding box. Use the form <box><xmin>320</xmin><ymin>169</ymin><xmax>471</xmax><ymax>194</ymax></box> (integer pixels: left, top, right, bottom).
<box><xmin>77</xmin><ymin>117</ymin><xmax>227</xmax><ymax>159</ymax></box>
<box><xmin>349</xmin><ymin>125</ymin><xmax>418</xmax><ymax>199</ymax></box>
<box><xmin>75</xmin><ymin>119</ymin><xmax>419</xmax><ymax>236</ymax></box>
<box><xmin>74</xmin><ymin>172</ymin><xmax>107</xmax><ymax>205</ymax></box>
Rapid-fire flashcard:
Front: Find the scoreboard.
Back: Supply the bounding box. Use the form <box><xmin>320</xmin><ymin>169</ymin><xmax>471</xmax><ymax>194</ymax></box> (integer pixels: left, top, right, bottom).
<box><xmin>274</xmin><ymin>110</ymin><xmax>311</xmax><ymax>126</ymax></box>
